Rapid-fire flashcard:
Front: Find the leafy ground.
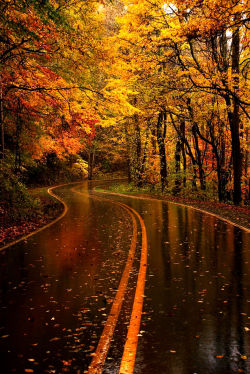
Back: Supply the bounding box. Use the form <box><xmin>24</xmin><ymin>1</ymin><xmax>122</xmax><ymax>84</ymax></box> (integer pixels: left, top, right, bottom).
<box><xmin>96</xmin><ymin>183</ymin><xmax>250</xmax><ymax>230</ymax></box>
<box><xmin>0</xmin><ymin>187</ymin><xmax>64</xmax><ymax>248</ymax></box>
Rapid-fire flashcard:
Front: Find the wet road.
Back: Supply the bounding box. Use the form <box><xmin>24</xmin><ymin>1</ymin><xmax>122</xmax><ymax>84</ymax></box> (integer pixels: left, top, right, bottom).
<box><xmin>0</xmin><ymin>181</ymin><xmax>249</xmax><ymax>374</ymax></box>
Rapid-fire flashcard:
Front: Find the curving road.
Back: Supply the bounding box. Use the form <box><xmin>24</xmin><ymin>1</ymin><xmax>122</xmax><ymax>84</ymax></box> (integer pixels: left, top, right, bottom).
<box><xmin>0</xmin><ymin>181</ymin><xmax>249</xmax><ymax>374</ymax></box>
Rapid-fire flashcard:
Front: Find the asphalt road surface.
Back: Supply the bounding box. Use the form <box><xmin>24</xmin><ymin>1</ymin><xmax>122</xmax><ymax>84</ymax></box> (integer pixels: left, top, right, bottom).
<box><xmin>0</xmin><ymin>181</ymin><xmax>249</xmax><ymax>374</ymax></box>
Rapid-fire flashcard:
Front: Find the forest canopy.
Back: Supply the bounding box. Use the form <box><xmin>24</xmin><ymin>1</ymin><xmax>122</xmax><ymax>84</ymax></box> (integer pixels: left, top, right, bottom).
<box><xmin>0</xmin><ymin>0</ymin><xmax>249</xmax><ymax>207</ymax></box>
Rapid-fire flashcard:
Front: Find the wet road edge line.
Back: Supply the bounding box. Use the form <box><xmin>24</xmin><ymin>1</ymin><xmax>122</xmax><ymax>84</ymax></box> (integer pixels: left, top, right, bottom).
<box><xmin>94</xmin><ymin>190</ymin><xmax>250</xmax><ymax>234</ymax></box>
<box><xmin>71</xmin><ymin>188</ymin><xmax>139</xmax><ymax>374</ymax></box>
<box><xmin>117</xmin><ymin>202</ymin><xmax>147</xmax><ymax>374</ymax></box>
<box><xmin>0</xmin><ymin>181</ymin><xmax>81</xmax><ymax>252</ymax></box>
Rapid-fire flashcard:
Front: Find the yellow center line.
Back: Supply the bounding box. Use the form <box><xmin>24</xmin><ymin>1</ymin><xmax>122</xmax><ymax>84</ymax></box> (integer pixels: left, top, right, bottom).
<box><xmin>85</xmin><ymin>188</ymin><xmax>148</xmax><ymax>373</ymax></box>
<box><xmin>71</xmin><ymin>187</ymin><xmax>140</xmax><ymax>374</ymax></box>
<box><xmin>2</xmin><ymin>182</ymin><xmax>148</xmax><ymax>374</ymax></box>
<box><xmin>117</xmin><ymin>202</ymin><xmax>147</xmax><ymax>374</ymax></box>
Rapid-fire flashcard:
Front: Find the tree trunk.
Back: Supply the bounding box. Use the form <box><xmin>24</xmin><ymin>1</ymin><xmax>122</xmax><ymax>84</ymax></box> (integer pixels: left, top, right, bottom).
<box><xmin>88</xmin><ymin>149</ymin><xmax>95</xmax><ymax>180</ymax></box>
<box><xmin>186</xmin><ymin>100</ymin><xmax>206</xmax><ymax>190</ymax></box>
<box><xmin>151</xmin><ymin>126</ymin><xmax>157</xmax><ymax>155</ymax></box>
<box><xmin>156</xmin><ymin>111</ymin><xmax>168</xmax><ymax>192</ymax></box>
<box><xmin>173</xmin><ymin>140</ymin><xmax>181</xmax><ymax>194</ymax></box>
<box><xmin>15</xmin><ymin>99</ymin><xmax>22</xmax><ymax>172</ymax></box>
<box><xmin>230</xmin><ymin>14</ymin><xmax>242</xmax><ymax>204</ymax></box>
<box><xmin>124</xmin><ymin>124</ymin><xmax>132</xmax><ymax>182</ymax></box>
<box><xmin>139</xmin><ymin>124</ymin><xmax>150</xmax><ymax>186</ymax></box>
<box><xmin>170</xmin><ymin>112</ymin><xmax>199</xmax><ymax>190</ymax></box>
<box><xmin>130</xmin><ymin>97</ymin><xmax>143</xmax><ymax>186</ymax></box>
<box><xmin>133</xmin><ymin>114</ymin><xmax>142</xmax><ymax>186</ymax></box>
<box><xmin>217</xmin><ymin>132</ymin><xmax>228</xmax><ymax>202</ymax></box>
<box><xmin>245</xmin><ymin>128</ymin><xmax>249</xmax><ymax>201</ymax></box>
<box><xmin>0</xmin><ymin>75</ymin><xmax>4</xmax><ymax>160</ymax></box>
<box><xmin>180</xmin><ymin>121</ymin><xmax>186</xmax><ymax>187</ymax></box>
<box><xmin>192</xmin><ymin>124</ymin><xmax>206</xmax><ymax>190</ymax></box>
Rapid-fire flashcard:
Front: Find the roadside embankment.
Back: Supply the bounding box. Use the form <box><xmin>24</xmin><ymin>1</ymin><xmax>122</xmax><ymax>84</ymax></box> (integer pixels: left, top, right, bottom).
<box><xmin>96</xmin><ymin>184</ymin><xmax>250</xmax><ymax>231</ymax></box>
<box><xmin>0</xmin><ymin>186</ymin><xmax>64</xmax><ymax>249</ymax></box>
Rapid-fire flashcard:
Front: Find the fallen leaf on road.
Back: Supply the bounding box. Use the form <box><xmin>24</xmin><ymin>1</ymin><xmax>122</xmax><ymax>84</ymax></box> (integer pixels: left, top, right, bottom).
<box><xmin>50</xmin><ymin>337</ymin><xmax>60</xmax><ymax>342</ymax></box>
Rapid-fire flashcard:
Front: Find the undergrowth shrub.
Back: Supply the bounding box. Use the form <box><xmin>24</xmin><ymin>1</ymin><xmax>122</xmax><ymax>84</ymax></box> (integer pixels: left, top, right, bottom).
<box><xmin>0</xmin><ymin>162</ymin><xmax>40</xmax><ymax>222</ymax></box>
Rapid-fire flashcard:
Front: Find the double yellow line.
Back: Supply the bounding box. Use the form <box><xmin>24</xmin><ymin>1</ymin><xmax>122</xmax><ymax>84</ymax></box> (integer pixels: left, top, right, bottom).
<box><xmin>118</xmin><ymin>202</ymin><xmax>147</xmax><ymax>374</ymax></box>
<box><xmin>72</xmin><ymin>188</ymin><xmax>148</xmax><ymax>374</ymax></box>
<box><xmin>1</xmin><ymin>182</ymin><xmax>148</xmax><ymax>373</ymax></box>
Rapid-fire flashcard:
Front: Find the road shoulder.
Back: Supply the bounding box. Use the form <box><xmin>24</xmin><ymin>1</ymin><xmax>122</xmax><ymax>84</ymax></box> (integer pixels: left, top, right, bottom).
<box><xmin>94</xmin><ymin>188</ymin><xmax>250</xmax><ymax>232</ymax></box>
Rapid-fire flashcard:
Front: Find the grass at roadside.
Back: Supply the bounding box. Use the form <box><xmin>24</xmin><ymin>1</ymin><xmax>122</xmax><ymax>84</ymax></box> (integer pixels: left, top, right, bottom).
<box><xmin>95</xmin><ymin>183</ymin><xmax>250</xmax><ymax>230</ymax></box>
<box><xmin>96</xmin><ymin>183</ymin><xmax>153</xmax><ymax>195</ymax></box>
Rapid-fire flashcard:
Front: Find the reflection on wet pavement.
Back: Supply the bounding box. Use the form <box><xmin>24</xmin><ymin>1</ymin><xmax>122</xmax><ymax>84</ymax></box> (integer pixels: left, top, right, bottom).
<box><xmin>0</xmin><ymin>182</ymin><xmax>134</xmax><ymax>373</ymax></box>
<box><xmin>0</xmin><ymin>181</ymin><xmax>249</xmax><ymax>374</ymax></box>
<box><xmin>123</xmin><ymin>198</ymin><xmax>249</xmax><ymax>374</ymax></box>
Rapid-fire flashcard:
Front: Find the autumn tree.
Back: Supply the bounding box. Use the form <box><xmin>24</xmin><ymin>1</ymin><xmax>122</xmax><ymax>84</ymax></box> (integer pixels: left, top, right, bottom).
<box><xmin>108</xmin><ymin>0</ymin><xmax>249</xmax><ymax>204</ymax></box>
<box><xmin>0</xmin><ymin>0</ymin><xmax>108</xmax><ymax>166</ymax></box>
